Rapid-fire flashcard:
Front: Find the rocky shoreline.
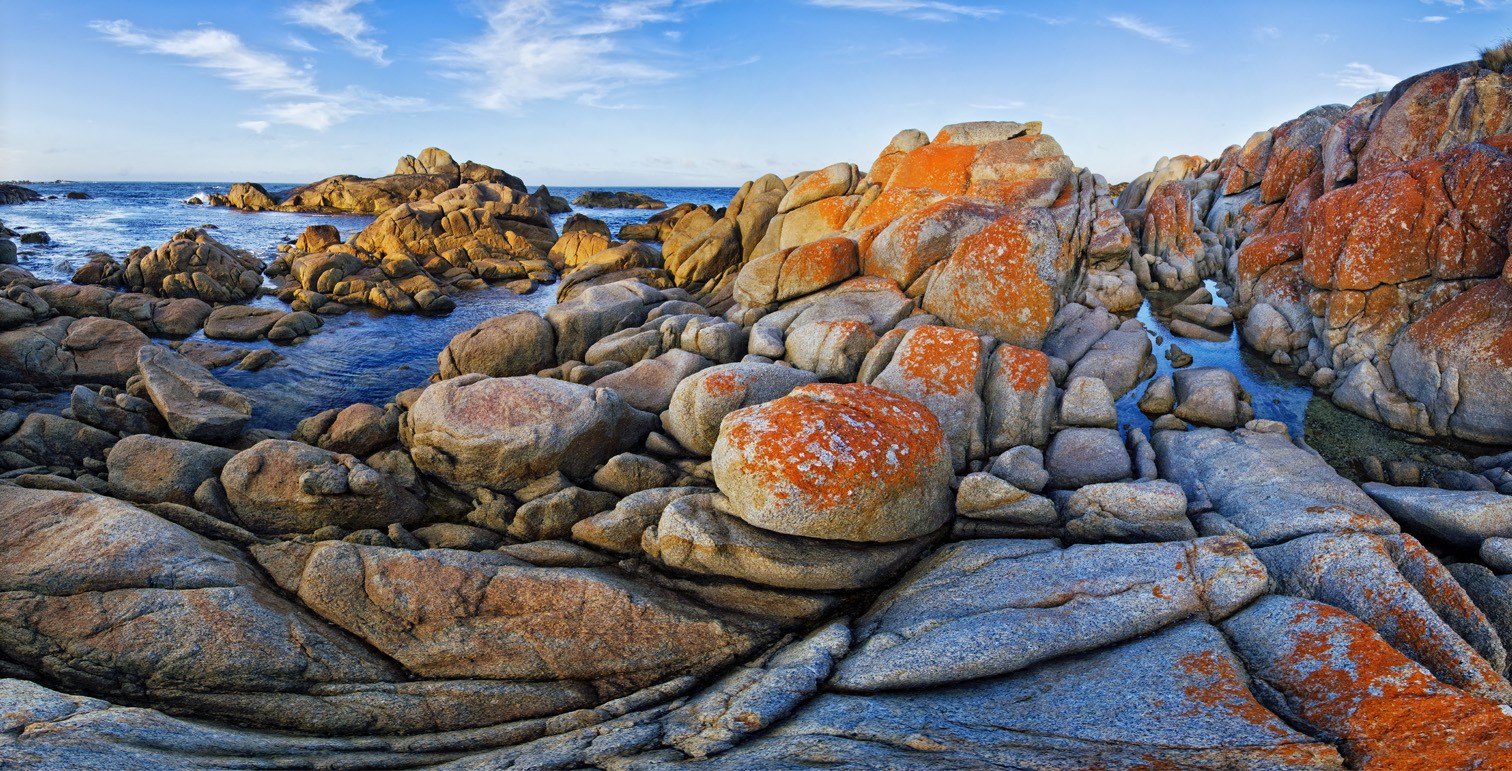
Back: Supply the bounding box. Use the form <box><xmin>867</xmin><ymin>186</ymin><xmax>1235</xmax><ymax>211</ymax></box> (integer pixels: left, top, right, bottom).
<box><xmin>2</xmin><ymin>52</ymin><xmax>1512</xmax><ymax>769</ymax></box>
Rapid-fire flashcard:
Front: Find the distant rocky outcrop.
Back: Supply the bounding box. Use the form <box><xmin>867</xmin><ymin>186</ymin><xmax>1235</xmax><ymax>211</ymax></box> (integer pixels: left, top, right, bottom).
<box><xmin>574</xmin><ymin>190</ymin><xmax>668</xmax><ymax>209</ymax></box>
<box><xmin>0</xmin><ymin>184</ymin><xmax>41</xmax><ymax>205</ymax></box>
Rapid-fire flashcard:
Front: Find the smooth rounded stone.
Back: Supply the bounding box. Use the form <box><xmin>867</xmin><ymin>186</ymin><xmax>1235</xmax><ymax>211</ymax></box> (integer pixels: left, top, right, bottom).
<box><xmin>954</xmin><ymin>472</ymin><xmax>1056</xmax><ymax>525</ymax></box>
<box><xmin>203</xmin><ymin>305</ymin><xmax>285</xmax><ymax>341</ymax></box>
<box><xmin>642</xmin><ymin>494</ymin><xmax>933</xmax><ymax>591</ymax></box>
<box><xmin>663</xmin><ymin>363</ymin><xmax>819</xmax><ymax>457</ymax></box>
<box><xmin>1151</xmin><ymin>414</ymin><xmax>1188</xmax><ymax>432</ymax></box>
<box><xmin>544</xmin><ymin>281</ymin><xmax>654</xmax><ymax>363</ymax></box>
<box><xmin>107</xmin><ymin>434</ymin><xmax>236</xmax><ymax>508</ymax></box>
<box><xmin>1222</xmin><ymin>595</ymin><xmax>1512</xmax><ymax>769</ymax></box>
<box><xmin>508</xmin><ymin>486</ymin><xmax>619</xmax><ymax>542</ymax></box>
<box><xmin>987</xmin><ymin>445</ymin><xmax>1048</xmax><ymax>493</ymax></box>
<box><xmin>266</xmin><ymin>310</ymin><xmax>321</xmax><ymax>343</ymax></box>
<box><xmin>413</xmin><ymin>523</ymin><xmax>504</xmax><ymax>551</ymax></box>
<box><xmin>69</xmin><ymin>385</ymin><xmax>159</xmax><ymax>435</ymax></box>
<box><xmin>1061</xmin><ymin>481</ymin><xmax>1195</xmax><ymax>544</ymax></box>
<box><xmin>1137</xmin><ymin>374</ymin><xmax>1175</xmax><ymax>415</ymax></box>
<box><xmin>1045</xmin><ymin>427</ymin><xmax>1131</xmax><ymax>489</ymax></box>
<box><xmin>1363</xmin><ymin>483</ymin><xmax>1512</xmax><ymax>549</ymax></box>
<box><xmin>438</xmin><ymin>311</ymin><xmax>557</xmax><ymax>380</ymax></box>
<box><xmin>1057</xmin><ymin>376</ymin><xmax>1117</xmax><ymax>429</ymax></box>
<box><xmin>1066</xmin><ymin>321</ymin><xmax>1154</xmax><ymax>399</ymax></box>
<box><xmin>591</xmin><ymin>349</ymin><xmax>712</xmax><ymax>413</ymax></box>
<box><xmin>829</xmin><ymin>536</ymin><xmax>1268</xmax><ymax>692</ymax></box>
<box><xmin>663</xmin><ymin>619</ymin><xmax>852</xmax><ymax>760</ymax></box>
<box><xmin>1166</xmin><ymin>342</ymin><xmax>1192</xmax><ymax>368</ymax></box>
<box><xmin>1154</xmin><ymin>426</ymin><xmax>1401</xmax><ymax>546</ymax></box>
<box><xmin>1172</xmin><ymin>367</ymin><xmax>1253</xmax><ymax>428</ymax></box>
<box><xmin>920</xmin><ymin>208</ymin><xmax>1064</xmax><ymax>349</ymax></box>
<box><xmin>250</xmin><ymin>539</ymin><xmax>776</xmax><ymax>693</ymax></box>
<box><xmin>1257</xmin><ymin>531</ymin><xmax>1512</xmax><ymax>702</ymax></box>
<box><xmin>1482</xmin><ymin>537</ymin><xmax>1512</xmax><ymax>574</ymax></box>
<box><xmin>783</xmin><ymin>320</ymin><xmax>877</xmax><ymax>381</ymax></box>
<box><xmin>404</xmin><ymin>375</ymin><xmax>655</xmax><ymax>492</ymax></box>
<box><xmin>708</xmin><ymin>619</ymin><xmax>1342</xmax><ymax>770</ymax></box>
<box><xmin>1044</xmin><ymin>303</ymin><xmax>1118</xmax><ymax>367</ymax></box>
<box><xmin>516</xmin><ymin>470</ymin><xmax>573</xmax><ymax>502</ymax></box>
<box><xmin>221</xmin><ymin>439</ymin><xmax>424</xmax><ymax>535</ymax></box>
<box><xmin>572</xmin><ymin>486</ymin><xmax>712</xmax><ymax>555</ymax></box>
<box><xmin>152</xmin><ymin>297</ymin><xmax>214</xmax><ymax>338</ymax></box>
<box><xmin>1172</xmin><ymin>303</ymin><xmax>1233</xmax><ymax>329</ymax></box>
<box><xmin>134</xmin><ymin>345</ymin><xmax>251</xmax><ymax>443</ymax></box>
<box><xmin>295</xmin><ymin>402</ymin><xmax>398</xmax><ymax>457</ymax></box>
<box><xmin>591</xmin><ymin>452</ymin><xmax>680</xmax><ymax>497</ymax></box>
<box><xmin>712</xmin><ymin>383</ymin><xmax>953</xmax><ymax>543</ymax></box>
<box><xmin>496</xmin><ymin>539</ymin><xmax>615</xmax><ymax>568</ymax></box>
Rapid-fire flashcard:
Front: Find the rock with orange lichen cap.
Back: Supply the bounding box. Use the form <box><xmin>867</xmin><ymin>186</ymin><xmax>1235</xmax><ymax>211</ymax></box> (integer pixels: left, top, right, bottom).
<box><xmin>663</xmin><ymin>362</ymin><xmax>820</xmax><ymax>456</ymax></box>
<box><xmin>862</xmin><ymin>324</ymin><xmax>990</xmax><ymax>471</ymax></box>
<box><xmin>1222</xmin><ymin>594</ymin><xmax>1512</xmax><ymax>770</ymax></box>
<box><xmin>1391</xmin><ymin>279</ymin><xmax>1512</xmax><ymax>444</ymax></box>
<box><xmin>777</xmin><ymin>162</ymin><xmax>860</xmax><ymax>215</ymax></box>
<box><xmin>862</xmin><ymin>128</ymin><xmax>929</xmax><ymax>187</ymax></box>
<box><xmin>921</xmin><ymin>207</ymin><xmax>1065</xmax><ymax>349</ymax></box>
<box><xmin>829</xmin><ymin>536</ymin><xmax>1269</xmax><ymax>692</ymax></box>
<box><xmin>983</xmin><ymin>342</ymin><xmax>1057</xmax><ymax>451</ymax></box>
<box><xmin>1257</xmin><ymin>104</ymin><xmax>1347</xmax><ymax>204</ymax></box>
<box><xmin>1357</xmin><ymin>61</ymin><xmax>1512</xmax><ymax>182</ymax></box>
<box><xmin>861</xmin><ymin>197</ymin><xmax>1005</xmax><ymax>290</ymax></box>
<box><xmin>733</xmin><ymin>236</ymin><xmax>859</xmax><ymax>308</ymax></box>
<box><xmin>711</xmin><ymin>383</ymin><xmax>952</xmax><ymax>543</ymax></box>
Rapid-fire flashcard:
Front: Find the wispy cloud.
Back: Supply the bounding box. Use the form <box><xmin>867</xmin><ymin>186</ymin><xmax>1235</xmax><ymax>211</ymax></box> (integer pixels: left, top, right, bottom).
<box><xmin>1334</xmin><ymin>62</ymin><xmax>1399</xmax><ymax>91</ymax></box>
<box><xmin>438</xmin><ymin>0</ymin><xmax>704</xmax><ymax>111</ymax></box>
<box><xmin>91</xmin><ymin>18</ymin><xmax>425</xmax><ymax>131</ymax></box>
<box><xmin>1105</xmin><ymin>14</ymin><xmax>1191</xmax><ymax>50</ymax></box>
<box><xmin>286</xmin><ymin>0</ymin><xmax>388</xmax><ymax>65</ymax></box>
<box><xmin>806</xmin><ymin>0</ymin><xmax>998</xmax><ymax>22</ymax></box>
<box><xmin>1417</xmin><ymin>14</ymin><xmax>1449</xmax><ymax>21</ymax></box>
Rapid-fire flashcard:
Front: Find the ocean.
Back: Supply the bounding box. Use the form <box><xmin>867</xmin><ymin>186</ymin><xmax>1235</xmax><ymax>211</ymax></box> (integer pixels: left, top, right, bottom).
<box><xmin>1</xmin><ymin>182</ymin><xmax>736</xmax><ymax>430</ymax></box>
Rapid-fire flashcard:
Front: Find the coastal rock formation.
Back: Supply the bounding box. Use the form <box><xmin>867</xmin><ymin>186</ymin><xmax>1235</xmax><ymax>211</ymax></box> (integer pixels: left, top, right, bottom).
<box><xmin>574</xmin><ymin>190</ymin><xmax>667</xmax><ymax>209</ymax></box>
<box><xmin>71</xmin><ymin>228</ymin><xmax>264</xmax><ymax>303</ymax></box>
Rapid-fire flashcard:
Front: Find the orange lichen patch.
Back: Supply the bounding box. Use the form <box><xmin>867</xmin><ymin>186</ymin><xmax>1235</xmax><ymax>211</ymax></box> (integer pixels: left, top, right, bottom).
<box><xmin>1268</xmin><ymin>170</ymin><xmax>1325</xmax><ymax>234</ymax></box>
<box><xmin>1400</xmin><ymin>278</ymin><xmax>1512</xmax><ymax>367</ymax></box>
<box><xmin>1144</xmin><ymin>180</ymin><xmax>1202</xmax><ymax>259</ymax></box>
<box><xmin>1255</xmin><ymin>262</ymin><xmax>1309</xmax><ymax>307</ymax></box>
<box><xmin>1389</xmin><ymin>534</ymin><xmax>1506</xmax><ymax>659</ymax></box>
<box><xmin>807</xmin><ymin>195</ymin><xmax>859</xmax><ymax>230</ymax></box>
<box><xmin>718</xmin><ymin>383</ymin><xmax>946</xmax><ymax>522</ymax></box>
<box><xmin>1423</xmin><ymin>144</ymin><xmax>1512</xmax><ymax>280</ymax></box>
<box><xmin>1235</xmin><ymin>232</ymin><xmax>1303</xmax><ymax>284</ymax></box>
<box><xmin>966</xmin><ymin>177</ymin><xmax>1066</xmax><ymax>210</ymax></box>
<box><xmin>921</xmin><ymin>212</ymin><xmax>1057</xmax><ymax>348</ymax></box>
<box><xmin>884</xmin><ymin>142</ymin><xmax>980</xmax><ymax>197</ymax></box>
<box><xmin>1172</xmin><ymin>650</ymin><xmax>1294</xmax><ymax>737</ymax></box>
<box><xmin>892</xmin><ymin>325</ymin><xmax>982</xmax><ymax>397</ymax></box>
<box><xmin>1325</xmin><ymin>290</ymin><xmax>1366</xmax><ymax>330</ymax></box>
<box><xmin>777</xmin><ymin>237</ymin><xmax>858</xmax><ymax>301</ymax></box>
<box><xmin>1484</xmin><ymin>132</ymin><xmax>1512</xmax><ymax>155</ymax></box>
<box><xmin>1302</xmin><ymin>171</ymin><xmax>1430</xmax><ymax>290</ymax></box>
<box><xmin>861</xmin><ymin>197</ymin><xmax>1006</xmax><ymax>288</ymax></box>
<box><xmin>1267</xmin><ymin>601</ymin><xmax>1512</xmax><ymax>770</ymax></box>
<box><xmin>787</xmin><ymin>164</ymin><xmax>853</xmax><ymax>206</ymax></box>
<box><xmin>854</xmin><ymin>186</ymin><xmax>946</xmax><ymax>230</ymax></box>
<box><xmin>699</xmin><ymin>367</ymin><xmax>761</xmax><ymax>400</ymax></box>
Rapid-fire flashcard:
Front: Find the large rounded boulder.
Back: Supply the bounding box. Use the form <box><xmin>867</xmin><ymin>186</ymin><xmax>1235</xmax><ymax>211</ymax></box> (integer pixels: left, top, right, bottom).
<box><xmin>712</xmin><ymin>383</ymin><xmax>952</xmax><ymax>542</ymax></box>
<box><xmin>663</xmin><ymin>362</ymin><xmax>821</xmax><ymax>456</ymax></box>
<box><xmin>221</xmin><ymin>439</ymin><xmax>424</xmax><ymax>535</ymax></box>
<box><xmin>437</xmin><ymin>311</ymin><xmax>557</xmax><ymax>380</ymax></box>
<box><xmin>403</xmin><ymin>375</ymin><xmax>656</xmax><ymax>491</ymax></box>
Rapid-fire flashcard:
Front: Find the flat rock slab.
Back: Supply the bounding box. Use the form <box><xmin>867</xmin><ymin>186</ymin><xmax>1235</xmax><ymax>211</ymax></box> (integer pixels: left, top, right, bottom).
<box><xmin>1153</xmin><ymin>425</ymin><xmax>1398</xmax><ymax>546</ymax></box>
<box><xmin>705</xmin><ymin>620</ymin><xmax>1342</xmax><ymax>770</ymax></box>
<box><xmin>136</xmin><ymin>344</ymin><xmax>251</xmax><ymax>443</ymax></box>
<box><xmin>829</xmin><ymin>536</ymin><xmax>1267</xmax><ymax>691</ymax></box>
<box><xmin>1363</xmin><ymin>482</ymin><xmax>1512</xmax><ymax>548</ymax></box>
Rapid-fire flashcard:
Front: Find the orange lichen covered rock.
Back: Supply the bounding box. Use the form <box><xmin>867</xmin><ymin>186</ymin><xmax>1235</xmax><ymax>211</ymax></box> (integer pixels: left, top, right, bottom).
<box><xmin>1141</xmin><ymin>180</ymin><xmax>1203</xmax><ymax>261</ymax></box>
<box><xmin>861</xmin><ymin>197</ymin><xmax>1006</xmax><ymax>289</ymax></box>
<box><xmin>1223</xmin><ymin>595</ymin><xmax>1512</xmax><ymax>770</ymax></box>
<box><xmin>711</xmin><ymin>383</ymin><xmax>953</xmax><ymax>543</ymax></box>
<box><xmin>1392</xmin><ymin>279</ymin><xmax>1512</xmax><ymax>444</ymax></box>
<box><xmin>1222</xmin><ymin>130</ymin><xmax>1273</xmax><ymax>194</ymax></box>
<box><xmin>734</xmin><ymin>237</ymin><xmax>858</xmax><ymax>307</ymax></box>
<box><xmin>964</xmin><ymin>134</ymin><xmax>1074</xmax><ymax>210</ymax></box>
<box><xmin>864</xmin><ymin>128</ymin><xmax>930</xmax><ymax>187</ymax></box>
<box><xmin>921</xmin><ymin>208</ymin><xmax>1063</xmax><ymax>348</ymax></box>
<box><xmin>1303</xmin><ymin>143</ymin><xmax>1512</xmax><ymax>290</ymax></box>
<box><xmin>1358</xmin><ymin>62</ymin><xmax>1512</xmax><ymax>181</ymax></box>
<box><xmin>778</xmin><ymin>194</ymin><xmax>860</xmax><ymax>250</ymax></box>
<box><xmin>866</xmin><ymin>324</ymin><xmax>989</xmax><ymax>470</ymax></box>
<box><xmin>1258</xmin><ymin>105</ymin><xmax>1345</xmax><ymax>205</ymax></box>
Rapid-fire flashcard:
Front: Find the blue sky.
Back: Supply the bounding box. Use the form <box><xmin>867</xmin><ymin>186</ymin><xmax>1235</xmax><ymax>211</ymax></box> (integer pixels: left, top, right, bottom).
<box><xmin>1</xmin><ymin>1</ymin><xmax>1508</xmax><ymax>186</ymax></box>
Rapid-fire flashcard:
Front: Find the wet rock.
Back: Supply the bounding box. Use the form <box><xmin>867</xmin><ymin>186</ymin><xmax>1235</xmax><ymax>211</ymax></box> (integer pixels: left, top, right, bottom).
<box><xmin>135</xmin><ymin>345</ymin><xmax>251</xmax><ymax>443</ymax></box>
<box><xmin>712</xmin><ymin>383</ymin><xmax>952</xmax><ymax>542</ymax></box>
<box><xmin>203</xmin><ymin>306</ymin><xmax>284</xmax><ymax>341</ymax></box>
<box><xmin>573</xmin><ymin>191</ymin><xmax>667</xmax><ymax>209</ymax></box>
<box><xmin>404</xmin><ymin>375</ymin><xmax>655</xmax><ymax>492</ymax></box>
<box><xmin>830</xmin><ymin>536</ymin><xmax>1267</xmax><ymax>691</ymax></box>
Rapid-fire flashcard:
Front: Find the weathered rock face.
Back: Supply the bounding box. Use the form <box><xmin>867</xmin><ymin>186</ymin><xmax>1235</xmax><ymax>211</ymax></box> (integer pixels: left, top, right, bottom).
<box><xmin>1390</xmin><ymin>279</ymin><xmax>1512</xmax><ymax>444</ymax></box>
<box><xmin>404</xmin><ymin>375</ymin><xmax>655</xmax><ymax>492</ymax></box>
<box><xmin>861</xmin><ymin>324</ymin><xmax>988</xmax><ymax>470</ymax></box>
<box><xmin>252</xmin><ymin>539</ymin><xmax>774</xmax><ymax>695</ymax></box>
<box><xmin>135</xmin><ymin>345</ymin><xmax>251</xmax><ymax>443</ymax></box>
<box><xmin>353</xmin><ymin>182</ymin><xmax>556</xmax><ymax>261</ymax></box>
<box><xmin>919</xmin><ymin>208</ymin><xmax>1068</xmax><ymax>348</ymax></box>
<box><xmin>663</xmin><ymin>363</ymin><xmax>820</xmax><ymax>456</ymax></box>
<box><xmin>106</xmin><ymin>434</ymin><xmax>235</xmax><ymax>508</ymax></box>
<box><xmin>1358</xmin><ymin>62</ymin><xmax>1512</xmax><ymax>181</ymax></box>
<box><xmin>438</xmin><ymin>311</ymin><xmax>557</xmax><ymax>379</ymax></box>
<box><xmin>221</xmin><ymin>439</ymin><xmax>424</xmax><ymax>535</ymax></box>
<box><xmin>77</xmin><ymin>229</ymin><xmax>265</xmax><ymax>303</ymax></box>
<box><xmin>0</xmin><ymin>316</ymin><xmax>149</xmax><ymax>387</ymax></box>
<box><xmin>712</xmin><ymin>383</ymin><xmax>952</xmax><ymax>542</ymax></box>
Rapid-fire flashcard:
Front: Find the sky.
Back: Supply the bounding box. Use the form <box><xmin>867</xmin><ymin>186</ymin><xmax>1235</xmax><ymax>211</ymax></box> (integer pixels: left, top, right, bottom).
<box><xmin>1</xmin><ymin>0</ymin><xmax>1508</xmax><ymax>186</ymax></box>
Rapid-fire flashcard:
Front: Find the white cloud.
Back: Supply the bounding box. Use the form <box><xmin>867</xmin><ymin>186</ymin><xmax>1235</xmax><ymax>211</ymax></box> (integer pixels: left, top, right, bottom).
<box><xmin>1105</xmin><ymin>14</ymin><xmax>1192</xmax><ymax>51</ymax></box>
<box><xmin>806</xmin><ymin>0</ymin><xmax>998</xmax><ymax>22</ymax></box>
<box><xmin>90</xmin><ymin>19</ymin><xmax>318</xmax><ymax>95</ymax></box>
<box><xmin>438</xmin><ymin>0</ymin><xmax>705</xmax><ymax>111</ymax></box>
<box><xmin>286</xmin><ymin>35</ymin><xmax>319</xmax><ymax>51</ymax></box>
<box><xmin>92</xmin><ymin>19</ymin><xmax>426</xmax><ymax>131</ymax></box>
<box><xmin>1418</xmin><ymin>14</ymin><xmax>1449</xmax><ymax>20</ymax></box>
<box><xmin>286</xmin><ymin>0</ymin><xmax>388</xmax><ymax>64</ymax></box>
<box><xmin>1335</xmin><ymin>62</ymin><xmax>1399</xmax><ymax>91</ymax></box>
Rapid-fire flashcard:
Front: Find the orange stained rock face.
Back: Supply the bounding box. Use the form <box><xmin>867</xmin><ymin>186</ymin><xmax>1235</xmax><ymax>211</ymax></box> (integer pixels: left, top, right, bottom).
<box><xmin>718</xmin><ymin>383</ymin><xmax>946</xmax><ymax>513</ymax></box>
<box><xmin>1236</xmin><ymin>232</ymin><xmax>1304</xmax><ymax>285</ymax></box>
<box><xmin>1269</xmin><ymin>601</ymin><xmax>1512</xmax><ymax>770</ymax></box>
<box><xmin>923</xmin><ymin>213</ymin><xmax>1056</xmax><ymax>348</ymax></box>
<box><xmin>861</xmin><ymin>197</ymin><xmax>1006</xmax><ymax>288</ymax></box>
<box><xmin>778</xmin><ymin>237</ymin><xmax>858</xmax><ymax>298</ymax></box>
<box><xmin>804</xmin><ymin>194</ymin><xmax>860</xmax><ymax>231</ymax></box>
<box><xmin>1400</xmin><ymin>278</ymin><xmax>1512</xmax><ymax>367</ymax></box>
<box><xmin>990</xmin><ymin>343</ymin><xmax>1051</xmax><ymax>393</ymax></box>
<box><xmin>884</xmin><ymin>142</ymin><xmax>980</xmax><ymax>197</ymax></box>
<box><xmin>892</xmin><ymin>325</ymin><xmax>982</xmax><ymax>396</ymax></box>
<box><xmin>1172</xmin><ymin>650</ymin><xmax>1295</xmax><ymax>737</ymax></box>
<box><xmin>1303</xmin><ymin>170</ymin><xmax>1430</xmax><ymax>290</ymax></box>
<box><xmin>698</xmin><ymin>367</ymin><xmax>762</xmax><ymax>400</ymax></box>
<box><xmin>854</xmin><ymin>186</ymin><xmax>947</xmax><ymax>230</ymax></box>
